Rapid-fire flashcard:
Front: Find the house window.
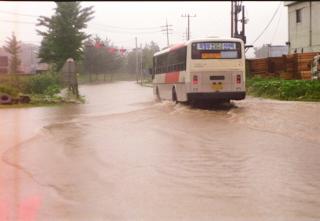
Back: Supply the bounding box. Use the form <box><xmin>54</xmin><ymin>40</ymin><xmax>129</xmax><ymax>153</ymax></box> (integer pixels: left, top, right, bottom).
<box><xmin>296</xmin><ymin>9</ymin><xmax>302</xmax><ymax>23</ymax></box>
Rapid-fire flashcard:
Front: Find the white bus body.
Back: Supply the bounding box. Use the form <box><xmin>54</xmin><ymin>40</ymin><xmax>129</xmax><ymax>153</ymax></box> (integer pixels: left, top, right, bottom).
<box><xmin>152</xmin><ymin>37</ymin><xmax>246</xmax><ymax>103</ymax></box>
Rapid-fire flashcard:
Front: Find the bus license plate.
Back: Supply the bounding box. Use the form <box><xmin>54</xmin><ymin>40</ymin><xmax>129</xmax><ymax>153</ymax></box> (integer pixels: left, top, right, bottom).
<box><xmin>212</xmin><ymin>82</ymin><xmax>223</xmax><ymax>91</ymax></box>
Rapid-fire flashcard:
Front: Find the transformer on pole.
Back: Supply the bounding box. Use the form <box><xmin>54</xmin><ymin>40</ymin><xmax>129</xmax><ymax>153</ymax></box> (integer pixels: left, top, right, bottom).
<box><xmin>231</xmin><ymin>1</ymin><xmax>247</xmax><ymax>44</ymax></box>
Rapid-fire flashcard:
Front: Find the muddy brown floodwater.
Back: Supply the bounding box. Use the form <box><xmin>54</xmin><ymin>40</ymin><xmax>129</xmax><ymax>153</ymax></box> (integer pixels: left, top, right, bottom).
<box><xmin>0</xmin><ymin>81</ymin><xmax>320</xmax><ymax>221</ymax></box>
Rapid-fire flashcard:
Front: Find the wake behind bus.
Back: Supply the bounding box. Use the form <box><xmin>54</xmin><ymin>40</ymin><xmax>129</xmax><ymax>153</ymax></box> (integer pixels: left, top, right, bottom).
<box><xmin>151</xmin><ymin>37</ymin><xmax>246</xmax><ymax>104</ymax></box>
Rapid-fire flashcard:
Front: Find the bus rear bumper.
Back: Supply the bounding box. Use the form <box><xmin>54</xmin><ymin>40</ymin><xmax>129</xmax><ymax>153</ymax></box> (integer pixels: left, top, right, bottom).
<box><xmin>187</xmin><ymin>91</ymin><xmax>246</xmax><ymax>101</ymax></box>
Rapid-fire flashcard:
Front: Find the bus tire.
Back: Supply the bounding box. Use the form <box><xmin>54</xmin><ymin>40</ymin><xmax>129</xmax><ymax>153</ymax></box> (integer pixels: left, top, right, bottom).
<box><xmin>187</xmin><ymin>94</ymin><xmax>195</xmax><ymax>106</ymax></box>
<box><xmin>156</xmin><ymin>87</ymin><xmax>161</xmax><ymax>102</ymax></box>
<box><xmin>172</xmin><ymin>87</ymin><xmax>178</xmax><ymax>103</ymax></box>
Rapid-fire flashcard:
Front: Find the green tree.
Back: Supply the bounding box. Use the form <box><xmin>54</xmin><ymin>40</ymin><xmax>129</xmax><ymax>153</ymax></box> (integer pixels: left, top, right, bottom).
<box><xmin>36</xmin><ymin>2</ymin><xmax>94</xmax><ymax>71</ymax></box>
<box><xmin>142</xmin><ymin>41</ymin><xmax>160</xmax><ymax>69</ymax></box>
<box><xmin>3</xmin><ymin>32</ymin><xmax>21</xmax><ymax>74</ymax></box>
<box><xmin>126</xmin><ymin>41</ymin><xmax>160</xmax><ymax>74</ymax></box>
<box><xmin>82</xmin><ymin>36</ymin><xmax>125</xmax><ymax>81</ymax></box>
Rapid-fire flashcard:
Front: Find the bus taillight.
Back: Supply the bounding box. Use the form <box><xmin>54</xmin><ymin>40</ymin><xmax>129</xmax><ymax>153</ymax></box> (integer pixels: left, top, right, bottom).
<box><xmin>236</xmin><ymin>75</ymin><xmax>241</xmax><ymax>84</ymax></box>
<box><xmin>192</xmin><ymin>75</ymin><xmax>198</xmax><ymax>84</ymax></box>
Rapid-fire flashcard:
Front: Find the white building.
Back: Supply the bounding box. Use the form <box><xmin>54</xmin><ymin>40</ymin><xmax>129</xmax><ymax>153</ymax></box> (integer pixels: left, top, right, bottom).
<box><xmin>285</xmin><ymin>1</ymin><xmax>320</xmax><ymax>54</ymax></box>
<box><xmin>254</xmin><ymin>44</ymin><xmax>288</xmax><ymax>58</ymax></box>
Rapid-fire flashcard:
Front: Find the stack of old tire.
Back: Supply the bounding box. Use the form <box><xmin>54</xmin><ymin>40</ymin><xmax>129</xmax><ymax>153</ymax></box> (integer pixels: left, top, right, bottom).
<box><xmin>0</xmin><ymin>93</ymin><xmax>12</xmax><ymax>104</ymax></box>
<box><xmin>0</xmin><ymin>93</ymin><xmax>30</xmax><ymax>105</ymax></box>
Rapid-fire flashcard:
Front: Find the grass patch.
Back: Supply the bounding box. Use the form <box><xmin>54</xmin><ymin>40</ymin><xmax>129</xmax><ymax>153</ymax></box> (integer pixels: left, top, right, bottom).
<box><xmin>247</xmin><ymin>76</ymin><xmax>320</xmax><ymax>101</ymax></box>
<box><xmin>0</xmin><ymin>72</ymin><xmax>83</xmax><ymax>107</ymax></box>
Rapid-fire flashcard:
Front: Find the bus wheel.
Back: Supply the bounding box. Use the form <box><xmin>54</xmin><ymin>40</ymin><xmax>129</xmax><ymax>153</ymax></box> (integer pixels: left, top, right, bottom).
<box><xmin>172</xmin><ymin>87</ymin><xmax>178</xmax><ymax>103</ymax></box>
<box><xmin>189</xmin><ymin>98</ymin><xmax>197</xmax><ymax>108</ymax></box>
<box><xmin>156</xmin><ymin>87</ymin><xmax>161</xmax><ymax>102</ymax></box>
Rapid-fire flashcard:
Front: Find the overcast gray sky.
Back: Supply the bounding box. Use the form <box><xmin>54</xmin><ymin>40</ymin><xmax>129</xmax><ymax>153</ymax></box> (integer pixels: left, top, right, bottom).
<box><xmin>0</xmin><ymin>1</ymin><xmax>288</xmax><ymax>58</ymax></box>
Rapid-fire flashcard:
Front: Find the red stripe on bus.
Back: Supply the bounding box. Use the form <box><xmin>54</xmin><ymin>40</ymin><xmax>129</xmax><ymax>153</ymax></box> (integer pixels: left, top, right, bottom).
<box><xmin>165</xmin><ymin>71</ymin><xmax>180</xmax><ymax>83</ymax></box>
<box><xmin>169</xmin><ymin>44</ymin><xmax>185</xmax><ymax>51</ymax></box>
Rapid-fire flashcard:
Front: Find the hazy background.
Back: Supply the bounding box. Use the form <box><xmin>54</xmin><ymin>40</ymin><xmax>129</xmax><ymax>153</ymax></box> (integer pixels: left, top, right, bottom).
<box><xmin>0</xmin><ymin>1</ymin><xmax>288</xmax><ymax>58</ymax></box>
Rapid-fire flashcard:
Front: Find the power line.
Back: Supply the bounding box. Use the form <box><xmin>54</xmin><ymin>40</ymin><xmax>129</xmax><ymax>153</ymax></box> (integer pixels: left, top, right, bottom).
<box><xmin>0</xmin><ymin>11</ymin><xmax>164</xmax><ymax>48</ymax></box>
<box><xmin>87</xmin><ymin>26</ymin><xmax>162</xmax><ymax>34</ymax></box>
<box><xmin>92</xmin><ymin>23</ymin><xmax>160</xmax><ymax>30</ymax></box>
<box><xmin>112</xmin><ymin>39</ymin><xmax>135</xmax><ymax>44</ymax></box>
<box><xmin>0</xmin><ymin>19</ymin><xmax>35</xmax><ymax>25</ymax></box>
<box><xmin>0</xmin><ymin>10</ymin><xmax>39</xmax><ymax>18</ymax></box>
<box><xmin>0</xmin><ymin>10</ymin><xmax>162</xmax><ymax>31</ymax></box>
<box><xmin>0</xmin><ymin>19</ymin><xmax>162</xmax><ymax>35</ymax></box>
<box><xmin>271</xmin><ymin>6</ymin><xmax>283</xmax><ymax>44</ymax></box>
<box><xmin>250</xmin><ymin>2</ymin><xmax>281</xmax><ymax>46</ymax></box>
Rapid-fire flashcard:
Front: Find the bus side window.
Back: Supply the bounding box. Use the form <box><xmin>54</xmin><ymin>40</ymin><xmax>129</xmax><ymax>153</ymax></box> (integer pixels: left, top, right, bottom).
<box><xmin>167</xmin><ymin>47</ymin><xmax>187</xmax><ymax>72</ymax></box>
<box><xmin>177</xmin><ymin>47</ymin><xmax>187</xmax><ymax>72</ymax></box>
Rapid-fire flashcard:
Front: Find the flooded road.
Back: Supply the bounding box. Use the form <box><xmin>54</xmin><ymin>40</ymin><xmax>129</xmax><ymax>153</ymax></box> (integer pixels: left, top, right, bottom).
<box><xmin>1</xmin><ymin>81</ymin><xmax>320</xmax><ymax>221</ymax></box>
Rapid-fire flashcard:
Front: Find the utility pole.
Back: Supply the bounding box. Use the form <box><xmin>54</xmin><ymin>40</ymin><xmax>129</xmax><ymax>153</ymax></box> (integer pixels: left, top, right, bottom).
<box><xmin>161</xmin><ymin>19</ymin><xmax>173</xmax><ymax>47</ymax></box>
<box><xmin>231</xmin><ymin>1</ymin><xmax>234</xmax><ymax>37</ymax></box>
<box><xmin>140</xmin><ymin>43</ymin><xmax>143</xmax><ymax>85</ymax></box>
<box><xmin>135</xmin><ymin>37</ymin><xmax>138</xmax><ymax>83</ymax></box>
<box><xmin>182</xmin><ymin>28</ymin><xmax>188</xmax><ymax>41</ymax></box>
<box><xmin>181</xmin><ymin>14</ymin><xmax>196</xmax><ymax>40</ymax></box>
<box><xmin>231</xmin><ymin>1</ymin><xmax>247</xmax><ymax>44</ymax></box>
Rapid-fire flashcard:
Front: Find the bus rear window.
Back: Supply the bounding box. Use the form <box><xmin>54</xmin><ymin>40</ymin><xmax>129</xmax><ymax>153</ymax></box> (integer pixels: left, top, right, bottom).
<box><xmin>191</xmin><ymin>42</ymin><xmax>241</xmax><ymax>59</ymax></box>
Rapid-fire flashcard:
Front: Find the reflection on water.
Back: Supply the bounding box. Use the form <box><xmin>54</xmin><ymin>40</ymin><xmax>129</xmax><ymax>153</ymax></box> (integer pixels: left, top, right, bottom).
<box><xmin>189</xmin><ymin>101</ymin><xmax>237</xmax><ymax>111</ymax></box>
<box><xmin>0</xmin><ymin>81</ymin><xmax>320</xmax><ymax>221</ymax></box>
<box><xmin>12</xmin><ymin>111</ymin><xmax>20</xmax><ymax>221</ymax></box>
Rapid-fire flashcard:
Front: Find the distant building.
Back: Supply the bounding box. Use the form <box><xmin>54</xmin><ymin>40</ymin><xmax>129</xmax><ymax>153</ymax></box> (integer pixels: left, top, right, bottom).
<box><xmin>254</xmin><ymin>44</ymin><xmax>288</xmax><ymax>58</ymax></box>
<box><xmin>19</xmin><ymin>43</ymin><xmax>40</xmax><ymax>74</ymax></box>
<box><xmin>0</xmin><ymin>56</ymin><xmax>8</xmax><ymax>74</ymax></box>
<box><xmin>285</xmin><ymin>1</ymin><xmax>320</xmax><ymax>53</ymax></box>
<box><xmin>0</xmin><ymin>43</ymin><xmax>48</xmax><ymax>74</ymax></box>
<box><xmin>36</xmin><ymin>63</ymin><xmax>49</xmax><ymax>73</ymax></box>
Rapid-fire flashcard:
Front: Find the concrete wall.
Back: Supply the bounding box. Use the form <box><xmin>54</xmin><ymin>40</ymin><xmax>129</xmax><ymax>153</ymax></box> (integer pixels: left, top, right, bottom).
<box><xmin>311</xmin><ymin>2</ymin><xmax>320</xmax><ymax>47</ymax></box>
<box><xmin>288</xmin><ymin>1</ymin><xmax>320</xmax><ymax>53</ymax></box>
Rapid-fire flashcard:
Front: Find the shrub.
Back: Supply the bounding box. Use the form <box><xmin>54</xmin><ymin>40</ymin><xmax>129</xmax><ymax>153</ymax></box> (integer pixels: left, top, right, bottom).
<box><xmin>23</xmin><ymin>72</ymin><xmax>61</xmax><ymax>95</ymax></box>
<box><xmin>0</xmin><ymin>84</ymin><xmax>19</xmax><ymax>97</ymax></box>
<box><xmin>44</xmin><ymin>84</ymin><xmax>61</xmax><ymax>96</ymax></box>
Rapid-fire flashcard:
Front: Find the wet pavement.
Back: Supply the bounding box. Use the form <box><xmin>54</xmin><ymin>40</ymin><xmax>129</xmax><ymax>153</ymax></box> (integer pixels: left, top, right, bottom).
<box><xmin>0</xmin><ymin>81</ymin><xmax>320</xmax><ymax>221</ymax></box>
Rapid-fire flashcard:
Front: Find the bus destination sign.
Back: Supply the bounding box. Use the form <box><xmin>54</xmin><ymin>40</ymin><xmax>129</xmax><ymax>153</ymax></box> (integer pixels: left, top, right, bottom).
<box><xmin>196</xmin><ymin>42</ymin><xmax>236</xmax><ymax>50</ymax></box>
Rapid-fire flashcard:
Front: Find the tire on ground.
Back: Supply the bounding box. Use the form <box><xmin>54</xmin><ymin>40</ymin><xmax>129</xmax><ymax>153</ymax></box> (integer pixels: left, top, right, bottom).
<box><xmin>0</xmin><ymin>94</ymin><xmax>12</xmax><ymax>104</ymax></box>
<box><xmin>19</xmin><ymin>95</ymin><xmax>31</xmax><ymax>104</ymax></box>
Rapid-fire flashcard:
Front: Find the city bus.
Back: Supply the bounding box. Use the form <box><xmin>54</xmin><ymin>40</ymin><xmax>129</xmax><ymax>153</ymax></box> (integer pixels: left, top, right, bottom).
<box><xmin>151</xmin><ymin>37</ymin><xmax>246</xmax><ymax>104</ymax></box>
